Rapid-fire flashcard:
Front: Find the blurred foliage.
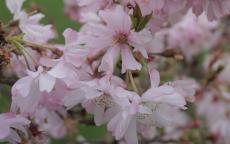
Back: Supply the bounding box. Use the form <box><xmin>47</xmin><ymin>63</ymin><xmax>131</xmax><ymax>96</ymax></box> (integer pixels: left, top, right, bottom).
<box><xmin>0</xmin><ymin>84</ymin><xmax>11</xmax><ymax>113</ymax></box>
<box><xmin>78</xmin><ymin>124</ymin><xmax>107</xmax><ymax>141</ymax></box>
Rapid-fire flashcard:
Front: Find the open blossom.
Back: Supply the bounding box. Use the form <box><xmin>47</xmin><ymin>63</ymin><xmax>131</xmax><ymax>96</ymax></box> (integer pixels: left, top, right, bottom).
<box><xmin>48</xmin><ymin>28</ymin><xmax>92</xmax><ymax>88</ymax></box>
<box><xmin>6</xmin><ymin>0</ymin><xmax>55</xmax><ymax>43</ymax></box>
<box><xmin>2</xmin><ymin>0</ymin><xmax>230</xmax><ymax>143</ymax></box>
<box><xmin>0</xmin><ymin>113</ymin><xmax>30</xmax><ymax>143</ymax></box>
<box><xmin>167</xmin><ymin>79</ymin><xmax>198</xmax><ymax>102</ymax></box>
<box><xmin>107</xmin><ymin>68</ymin><xmax>187</xmax><ymax>144</ymax></box>
<box><xmin>11</xmin><ymin>66</ymin><xmax>57</xmax><ymax>114</ymax></box>
<box><xmin>11</xmin><ymin>77</ymin><xmax>68</xmax><ymax>139</ymax></box>
<box><xmin>107</xmin><ymin>87</ymin><xmax>145</xmax><ymax>144</ymax></box>
<box><xmin>80</xmin><ymin>6</ymin><xmax>152</xmax><ymax>73</ymax></box>
<box><xmin>64</xmin><ymin>74</ymin><xmax>126</xmax><ymax>126</ymax></box>
<box><xmin>12</xmin><ymin>66</ymin><xmax>56</xmax><ymax>96</ymax></box>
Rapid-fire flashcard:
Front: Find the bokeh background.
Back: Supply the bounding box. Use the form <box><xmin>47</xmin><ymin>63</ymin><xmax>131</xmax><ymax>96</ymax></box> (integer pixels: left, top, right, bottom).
<box><xmin>0</xmin><ymin>1</ymin><xmax>107</xmax><ymax>143</ymax></box>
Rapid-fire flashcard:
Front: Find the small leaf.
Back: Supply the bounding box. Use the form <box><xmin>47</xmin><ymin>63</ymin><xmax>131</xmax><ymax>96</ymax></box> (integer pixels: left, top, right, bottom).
<box><xmin>136</xmin><ymin>12</ymin><xmax>153</xmax><ymax>32</ymax></box>
<box><xmin>133</xmin><ymin>2</ymin><xmax>142</xmax><ymax>19</ymax></box>
<box><xmin>131</xmin><ymin>3</ymin><xmax>153</xmax><ymax>32</ymax></box>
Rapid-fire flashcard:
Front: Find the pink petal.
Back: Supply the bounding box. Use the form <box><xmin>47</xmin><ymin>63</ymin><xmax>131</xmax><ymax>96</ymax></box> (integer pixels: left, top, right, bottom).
<box><xmin>49</xmin><ymin>61</ymin><xmax>68</xmax><ymax>79</ymax></box>
<box><xmin>99</xmin><ymin>6</ymin><xmax>131</xmax><ymax>33</ymax></box>
<box><xmin>99</xmin><ymin>46</ymin><xmax>120</xmax><ymax>73</ymax></box>
<box><xmin>148</xmin><ymin>66</ymin><xmax>160</xmax><ymax>87</ymax></box>
<box><xmin>39</xmin><ymin>73</ymin><xmax>56</xmax><ymax>92</ymax></box>
<box><xmin>6</xmin><ymin>0</ymin><xmax>25</xmax><ymax>14</ymax></box>
<box><xmin>63</xmin><ymin>28</ymin><xmax>78</xmax><ymax>45</ymax></box>
<box><xmin>12</xmin><ymin>76</ymin><xmax>33</xmax><ymax>98</ymax></box>
<box><xmin>63</xmin><ymin>89</ymin><xmax>85</xmax><ymax>109</ymax></box>
<box><xmin>0</xmin><ymin>124</ymin><xmax>10</xmax><ymax>139</ymax></box>
<box><xmin>121</xmin><ymin>45</ymin><xmax>141</xmax><ymax>73</ymax></box>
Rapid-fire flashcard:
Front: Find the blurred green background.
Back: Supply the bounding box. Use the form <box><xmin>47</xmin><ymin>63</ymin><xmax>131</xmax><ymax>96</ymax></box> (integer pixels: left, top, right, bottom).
<box><xmin>0</xmin><ymin>1</ymin><xmax>107</xmax><ymax>143</ymax></box>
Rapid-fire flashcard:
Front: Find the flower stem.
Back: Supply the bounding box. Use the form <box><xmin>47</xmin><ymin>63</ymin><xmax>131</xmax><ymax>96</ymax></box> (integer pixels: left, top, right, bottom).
<box><xmin>128</xmin><ymin>70</ymin><xmax>139</xmax><ymax>93</ymax></box>
<box><xmin>20</xmin><ymin>40</ymin><xmax>63</xmax><ymax>57</ymax></box>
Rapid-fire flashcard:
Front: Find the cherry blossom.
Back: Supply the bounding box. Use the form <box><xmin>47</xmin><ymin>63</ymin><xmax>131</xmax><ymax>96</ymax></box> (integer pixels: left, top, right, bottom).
<box><xmin>0</xmin><ymin>113</ymin><xmax>30</xmax><ymax>143</ymax></box>
<box><xmin>80</xmin><ymin>6</ymin><xmax>153</xmax><ymax>73</ymax></box>
<box><xmin>6</xmin><ymin>0</ymin><xmax>55</xmax><ymax>43</ymax></box>
<box><xmin>1</xmin><ymin>0</ymin><xmax>230</xmax><ymax>143</ymax></box>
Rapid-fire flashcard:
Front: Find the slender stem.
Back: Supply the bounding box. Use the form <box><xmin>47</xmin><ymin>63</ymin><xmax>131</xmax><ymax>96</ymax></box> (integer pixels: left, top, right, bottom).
<box><xmin>128</xmin><ymin>70</ymin><xmax>139</xmax><ymax>93</ymax></box>
<box><xmin>149</xmin><ymin>49</ymin><xmax>184</xmax><ymax>60</ymax></box>
<box><xmin>20</xmin><ymin>39</ymin><xmax>63</xmax><ymax>57</ymax></box>
<box><xmin>11</xmin><ymin>40</ymin><xmax>33</xmax><ymax>70</ymax></box>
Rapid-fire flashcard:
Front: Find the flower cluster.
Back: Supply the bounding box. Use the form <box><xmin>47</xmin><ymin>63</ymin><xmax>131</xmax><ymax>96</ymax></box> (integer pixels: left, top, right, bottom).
<box><xmin>0</xmin><ymin>0</ymin><xmax>230</xmax><ymax>144</ymax></box>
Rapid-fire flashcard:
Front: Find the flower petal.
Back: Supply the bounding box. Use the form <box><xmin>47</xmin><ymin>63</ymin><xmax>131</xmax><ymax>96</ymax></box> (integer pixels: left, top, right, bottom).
<box><xmin>121</xmin><ymin>46</ymin><xmax>141</xmax><ymax>73</ymax></box>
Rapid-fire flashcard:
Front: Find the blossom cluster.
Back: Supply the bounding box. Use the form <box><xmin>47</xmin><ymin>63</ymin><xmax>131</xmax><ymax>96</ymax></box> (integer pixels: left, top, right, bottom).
<box><xmin>0</xmin><ymin>0</ymin><xmax>230</xmax><ymax>144</ymax></box>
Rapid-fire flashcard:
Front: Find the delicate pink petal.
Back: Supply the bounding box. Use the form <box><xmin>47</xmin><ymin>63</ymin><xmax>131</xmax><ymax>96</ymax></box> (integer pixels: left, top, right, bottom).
<box><xmin>99</xmin><ymin>6</ymin><xmax>131</xmax><ymax>33</ymax></box>
<box><xmin>6</xmin><ymin>0</ymin><xmax>25</xmax><ymax>14</ymax></box>
<box><xmin>124</xmin><ymin>119</ymin><xmax>138</xmax><ymax>144</ymax></box>
<box><xmin>63</xmin><ymin>28</ymin><xmax>78</xmax><ymax>45</ymax></box>
<box><xmin>99</xmin><ymin>46</ymin><xmax>120</xmax><ymax>73</ymax></box>
<box><xmin>49</xmin><ymin>61</ymin><xmax>68</xmax><ymax>79</ymax></box>
<box><xmin>12</xmin><ymin>76</ymin><xmax>33</xmax><ymax>98</ymax></box>
<box><xmin>63</xmin><ymin>89</ymin><xmax>85</xmax><ymax>109</ymax></box>
<box><xmin>148</xmin><ymin>66</ymin><xmax>160</xmax><ymax>87</ymax></box>
<box><xmin>121</xmin><ymin>46</ymin><xmax>141</xmax><ymax>73</ymax></box>
<box><xmin>39</xmin><ymin>73</ymin><xmax>56</xmax><ymax>92</ymax></box>
<box><xmin>0</xmin><ymin>124</ymin><xmax>10</xmax><ymax>139</ymax></box>
<box><xmin>93</xmin><ymin>105</ymin><xmax>105</xmax><ymax>126</ymax></box>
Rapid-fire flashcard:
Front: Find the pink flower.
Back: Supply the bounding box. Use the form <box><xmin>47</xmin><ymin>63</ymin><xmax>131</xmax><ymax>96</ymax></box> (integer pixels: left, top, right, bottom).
<box><xmin>11</xmin><ymin>66</ymin><xmax>57</xmax><ymax>114</ymax></box>
<box><xmin>6</xmin><ymin>0</ymin><xmax>25</xmax><ymax>18</ymax></box>
<box><xmin>167</xmin><ymin>79</ymin><xmax>198</xmax><ymax>102</ymax></box>
<box><xmin>12</xmin><ymin>66</ymin><xmax>56</xmax><ymax>96</ymax></box>
<box><xmin>63</xmin><ymin>74</ymin><xmax>126</xmax><ymax>126</ymax></box>
<box><xmin>142</xmin><ymin>67</ymin><xmax>186</xmax><ymax>109</ymax></box>
<box><xmin>49</xmin><ymin>28</ymin><xmax>92</xmax><ymax>88</ymax></box>
<box><xmin>80</xmin><ymin>6</ymin><xmax>152</xmax><ymax>73</ymax></box>
<box><xmin>107</xmin><ymin>87</ymin><xmax>149</xmax><ymax>144</ymax></box>
<box><xmin>107</xmin><ymin>68</ymin><xmax>187</xmax><ymax>144</ymax></box>
<box><xmin>6</xmin><ymin>0</ymin><xmax>55</xmax><ymax>43</ymax></box>
<box><xmin>135</xmin><ymin>70</ymin><xmax>187</xmax><ymax>140</ymax></box>
<box><xmin>19</xmin><ymin>13</ymin><xmax>55</xmax><ymax>43</ymax></box>
<box><xmin>0</xmin><ymin>113</ymin><xmax>30</xmax><ymax>143</ymax></box>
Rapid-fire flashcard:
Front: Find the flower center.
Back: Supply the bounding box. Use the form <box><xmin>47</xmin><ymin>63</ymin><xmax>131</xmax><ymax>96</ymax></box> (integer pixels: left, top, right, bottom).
<box><xmin>94</xmin><ymin>94</ymin><xmax>115</xmax><ymax>108</ymax></box>
<box><xmin>113</xmin><ymin>33</ymin><xmax>128</xmax><ymax>44</ymax></box>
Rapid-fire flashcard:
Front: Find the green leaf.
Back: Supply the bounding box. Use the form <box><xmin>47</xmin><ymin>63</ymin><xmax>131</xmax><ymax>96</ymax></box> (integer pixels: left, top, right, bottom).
<box><xmin>131</xmin><ymin>3</ymin><xmax>152</xmax><ymax>32</ymax></box>
<box><xmin>136</xmin><ymin>12</ymin><xmax>152</xmax><ymax>32</ymax></box>
<box><xmin>133</xmin><ymin>3</ymin><xmax>142</xmax><ymax>20</ymax></box>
